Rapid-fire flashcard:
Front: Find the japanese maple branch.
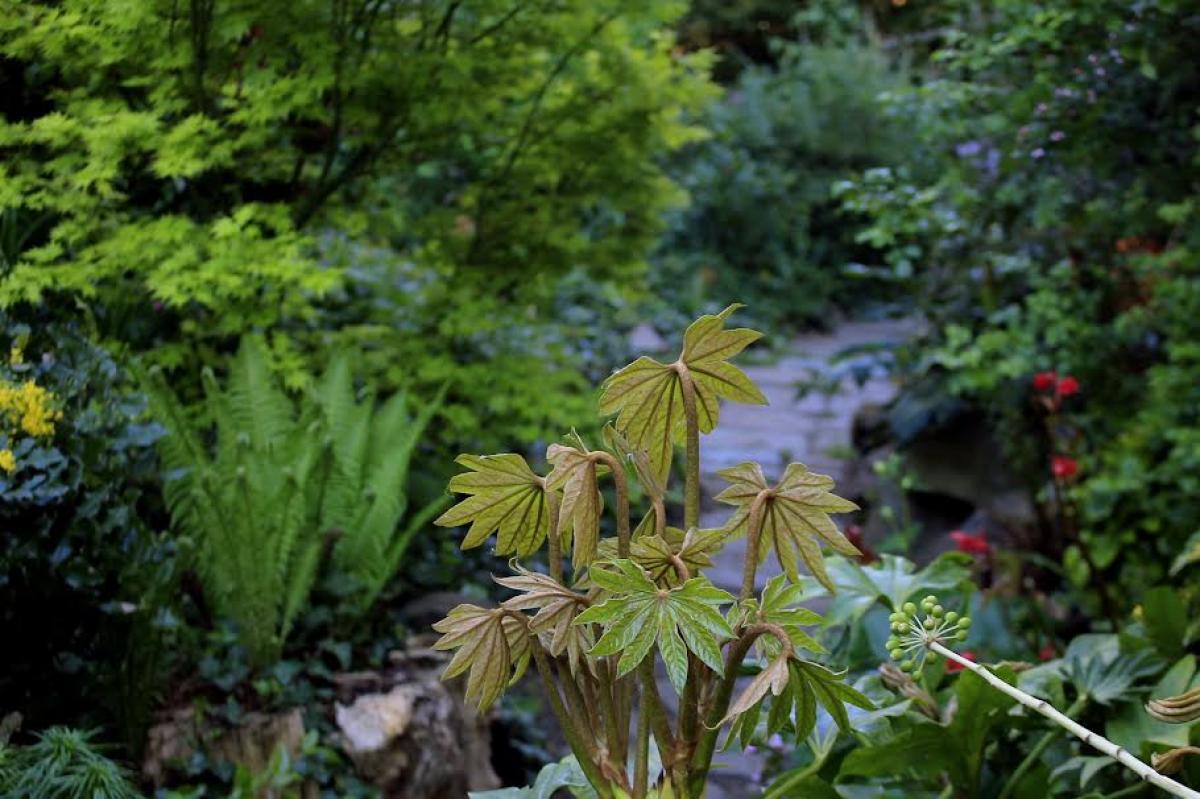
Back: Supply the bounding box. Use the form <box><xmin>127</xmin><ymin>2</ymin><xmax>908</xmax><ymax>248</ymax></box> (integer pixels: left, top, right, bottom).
<box><xmin>930</xmin><ymin>642</ymin><xmax>1200</xmax><ymax>799</ymax></box>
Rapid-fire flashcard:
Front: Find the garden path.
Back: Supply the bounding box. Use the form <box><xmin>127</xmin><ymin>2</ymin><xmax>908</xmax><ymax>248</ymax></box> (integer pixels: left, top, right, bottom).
<box><xmin>684</xmin><ymin>316</ymin><xmax>918</xmax><ymax>798</ymax></box>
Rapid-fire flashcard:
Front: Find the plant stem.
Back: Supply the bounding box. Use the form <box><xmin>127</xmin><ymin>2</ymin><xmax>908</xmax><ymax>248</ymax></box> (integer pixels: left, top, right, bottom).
<box><xmin>595</xmin><ymin>451</ymin><xmax>632</xmax><ymax>557</ymax></box>
<box><xmin>634</xmin><ymin>675</ymin><xmax>650</xmax><ymax>799</ymax></box>
<box><xmin>546</xmin><ymin>488</ymin><xmax>563</xmax><ymax>584</ymax></box>
<box><xmin>531</xmin><ymin>645</ymin><xmax>613</xmax><ymax>798</ymax></box>
<box><xmin>597</xmin><ymin>660</ymin><xmax>625</xmax><ymax>772</ymax></box>
<box><xmin>929</xmin><ymin>642</ymin><xmax>1200</xmax><ymax>799</ymax></box>
<box><xmin>688</xmin><ymin>625</ymin><xmax>785</xmax><ymax>796</ymax></box>
<box><xmin>997</xmin><ymin>694</ymin><xmax>1088</xmax><ymax>799</ymax></box>
<box><xmin>676</xmin><ymin>363</ymin><xmax>701</xmax><ymax>532</ymax></box>
<box><xmin>740</xmin><ymin>492</ymin><xmax>769</xmax><ymax>601</ymax></box>
<box><xmin>639</xmin><ymin>657</ymin><xmax>677</xmax><ymax>777</ymax></box>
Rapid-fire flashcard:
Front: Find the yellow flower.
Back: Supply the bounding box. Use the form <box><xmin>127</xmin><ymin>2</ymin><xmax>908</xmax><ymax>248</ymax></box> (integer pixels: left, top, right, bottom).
<box><xmin>9</xmin><ymin>346</ymin><xmax>23</xmax><ymax>366</ymax></box>
<box><xmin>0</xmin><ymin>379</ymin><xmax>62</xmax><ymax>439</ymax></box>
<box><xmin>0</xmin><ymin>448</ymin><xmax>15</xmax><ymax>474</ymax></box>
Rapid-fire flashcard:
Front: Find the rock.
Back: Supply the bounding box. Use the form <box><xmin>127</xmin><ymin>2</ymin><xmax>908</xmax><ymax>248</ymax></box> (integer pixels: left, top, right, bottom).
<box><xmin>332</xmin><ymin>646</ymin><xmax>499</xmax><ymax>798</ymax></box>
<box><xmin>143</xmin><ymin>706</ymin><xmax>306</xmax><ymax>790</ymax></box>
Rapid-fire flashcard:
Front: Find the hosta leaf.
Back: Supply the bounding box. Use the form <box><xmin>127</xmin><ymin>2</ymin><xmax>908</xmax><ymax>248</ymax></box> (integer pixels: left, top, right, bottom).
<box><xmin>496</xmin><ymin>563</ymin><xmax>594</xmax><ymax>675</ymax></box>
<box><xmin>631</xmin><ymin>526</ymin><xmax>726</xmax><ymax>587</ymax></box>
<box><xmin>574</xmin><ymin>560</ymin><xmax>735</xmax><ymax>693</ymax></box>
<box><xmin>717</xmin><ymin>462</ymin><xmax>860</xmax><ymax>592</ymax></box>
<box><xmin>433</xmin><ymin>604</ymin><xmax>531</xmax><ymax>710</ymax></box>
<box><xmin>600</xmin><ymin>305</ymin><xmax>766</xmax><ymax>481</ymax></box>
<box><xmin>435</xmin><ymin>454</ymin><xmax>550</xmax><ymax>557</ymax></box>
<box><xmin>546</xmin><ymin>443</ymin><xmax>604</xmax><ymax>569</ymax></box>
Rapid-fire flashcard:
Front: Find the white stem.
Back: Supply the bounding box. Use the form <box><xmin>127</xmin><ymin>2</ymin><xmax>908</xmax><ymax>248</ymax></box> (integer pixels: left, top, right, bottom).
<box><xmin>929</xmin><ymin>642</ymin><xmax>1200</xmax><ymax>799</ymax></box>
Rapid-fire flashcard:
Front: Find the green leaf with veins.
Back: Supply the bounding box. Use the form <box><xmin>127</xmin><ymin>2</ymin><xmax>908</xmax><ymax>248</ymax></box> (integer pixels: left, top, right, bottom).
<box><xmin>630</xmin><ymin>526</ymin><xmax>726</xmax><ymax>586</ymax></box>
<box><xmin>496</xmin><ymin>563</ymin><xmax>594</xmax><ymax>676</ymax></box>
<box><xmin>433</xmin><ymin>604</ymin><xmax>531</xmax><ymax>711</ymax></box>
<box><xmin>599</xmin><ymin>304</ymin><xmax>766</xmax><ymax>482</ymax></box>
<box><xmin>574</xmin><ymin>559</ymin><xmax>734</xmax><ymax>692</ymax></box>
<box><xmin>737</xmin><ymin>574</ymin><xmax>827</xmax><ymax>659</ymax></box>
<box><xmin>716</xmin><ymin>462</ymin><xmax>860</xmax><ymax>592</ymax></box>
<box><xmin>545</xmin><ymin>442</ymin><xmax>604</xmax><ymax>569</ymax></box>
<box><xmin>435</xmin><ymin>454</ymin><xmax>550</xmax><ymax>557</ymax></box>
<box><xmin>817</xmin><ymin>552</ymin><xmax>973</xmax><ymax>626</ymax></box>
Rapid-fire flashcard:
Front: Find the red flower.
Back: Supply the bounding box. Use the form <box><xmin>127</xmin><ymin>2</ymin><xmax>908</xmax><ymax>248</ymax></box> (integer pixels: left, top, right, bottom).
<box><xmin>845</xmin><ymin>524</ymin><xmax>879</xmax><ymax>565</ymax></box>
<box><xmin>947</xmin><ymin>650</ymin><xmax>977</xmax><ymax>674</ymax></box>
<box><xmin>1038</xmin><ymin>644</ymin><xmax>1057</xmax><ymax>662</ymax></box>
<box><xmin>1051</xmin><ymin>455</ymin><xmax>1078</xmax><ymax>481</ymax></box>
<box><xmin>1056</xmin><ymin>375</ymin><xmax>1080</xmax><ymax>397</ymax></box>
<box><xmin>949</xmin><ymin>529</ymin><xmax>989</xmax><ymax>557</ymax></box>
<box><xmin>1032</xmin><ymin>371</ymin><xmax>1058</xmax><ymax>391</ymax></box>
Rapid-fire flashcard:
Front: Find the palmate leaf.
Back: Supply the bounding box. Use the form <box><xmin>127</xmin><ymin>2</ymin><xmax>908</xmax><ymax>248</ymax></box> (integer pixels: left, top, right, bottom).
<box><xmin>545</xmin><ymin>442</ymin><xmax>604</xmax><ymax>569</ymax></box>
<box><xmin>716</xmin><ymin>462</ymin><xmax>860</xmax><ymax>592</ymax></box>
<box><xmin>433</xmin><ymin>604</ymin><xmax>531</xmax><ymax>711</ymax></box>
<box><xmin>736</xmin><ymin>575</ymin><xmax>827</xmax><ymax>659</ymax></box>
<box><xmin>599</xmin><ymin>304</ymin><xmax>767</xmax><ymax>481</ymax></box>
<box><xmin>722</xmin><ymin>656</ymin><xmax>874</xmax><ymax>751</ymax></box>
<box><xmin>435</xmin><ymin>454</ymin><xmax>550</xmax><ymax>557</ymax></box>
<box><xmin>574</xmin><ymin>559</ymin><xmax>735</xmax><ymax>693</ymax></box>
<box><xmin>496</xmin><ymin>563</ymin><xmax>595</xmax><ymax>675</ymax></box>
<box><xmin>630</xmin><ymin>526</ymin><xmax>726</xmax><ymax>587</ymax></box>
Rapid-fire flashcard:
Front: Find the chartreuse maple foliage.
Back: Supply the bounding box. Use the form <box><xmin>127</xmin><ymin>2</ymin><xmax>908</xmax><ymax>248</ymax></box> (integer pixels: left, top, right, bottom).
<box><xmin>432</xmin><ymin>306</ymin><xmax>871</xmax><ymax>799</ymax></box>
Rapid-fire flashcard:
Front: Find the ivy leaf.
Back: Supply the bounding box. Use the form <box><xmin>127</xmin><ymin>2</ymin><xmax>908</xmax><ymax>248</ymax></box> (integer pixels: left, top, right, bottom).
<box><xmin>574</xmin><ymin>559</ymin><xmax>735</xmax><ymax>693</ymax></box>
<box><xmin>496</xmin><ymin>563</ymin><xmax>594</xmax><ymax>676</ymax></box>
<box><xmin>630</xmin><ymin>526</ymin><xmax>726</xmax><ymax>587</ymax></box>
<box><xmin>600</xmin><ymin>305</ymin><xmax>766</xmax><ymax>481</ymax></box>
<box><xmin>432</xmin><ymin>604</ymin><xmax>531</xmax><ymax>711</ymax></box>
<box><xmin>435</xmin><ymin>454</ymin><xmax>550</xmax><ymax>557</ymax></box>
<box><xmin>545</xmin><ymin>443</ymin><xmax>604</xmax><ymax>569</ymax></box>
<box><xmin>716</xmin><ymin>462</ymin><xmax>860</xmax><ymax>592</ymax></box>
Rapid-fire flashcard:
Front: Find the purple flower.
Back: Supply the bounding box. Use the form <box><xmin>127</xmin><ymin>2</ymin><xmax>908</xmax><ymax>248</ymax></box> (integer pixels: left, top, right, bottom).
<box><xmin>1031</xmin><ymin>148</ymin><xmax>1046</xmax><ymax>159</ymax></box>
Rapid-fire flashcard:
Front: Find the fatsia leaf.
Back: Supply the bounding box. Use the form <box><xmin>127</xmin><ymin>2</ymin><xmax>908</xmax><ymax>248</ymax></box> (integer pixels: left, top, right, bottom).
<box><xmin>574</xmin><ymin>560</ymin><xmax>735</xmax><ymax>692</ymax></box>
<box><xmin>600</xmin><ymin>305</ymin><xmax>766</xmax><ymax>481</ymax></box>
<box><xmin>630</xmin><ymin>526</ymin><xmax>726</xmax><ymax>587</ymax></box>
<box><xmin>545</xmin><ymin>443</ymin><xmax>604</xmax><ymax>569</ymax></box>
<box><xmin>496</xmin><ymin>563</ymin><xmax>594</xmax><ymax>675</ymax></box>
<box><xmin>435</xmin><ymin>454</ymin><xmax>550</xmax><ymax>557</ymax></box>
<box><xmin>717</xmin><ymin>462</ymin><xmax>860</xmax><ymax>592</ymax></box>
<box><xmin>433</xmin><ymin>604</ymin><xmax>531</xmax><ymax>711</ymax></box>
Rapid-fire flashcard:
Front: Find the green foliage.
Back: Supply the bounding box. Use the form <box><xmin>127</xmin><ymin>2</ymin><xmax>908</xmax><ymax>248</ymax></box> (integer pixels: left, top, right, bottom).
<box><xmin>432</xmin><ymin>308</ymin><xmax>866</xmax><ymax>797</ymax></box>
<box><xmin>654</xmin><ymin>32</ymin><xmax>909</xmax><ymax>328</ymax></box>
<box><xmin>146</xmin><ymin>335</ymin><xmax>441</xmax><ymax>667</ymax></box>
<box><xmin>0</xmin><ymin>727</ymin><xmax>143</xmax><ymax>799</ymax></box>
<box><xmin>0</xmin><ymin>315</ymin><xmax>176</xmax><ymax>750</ymax></box>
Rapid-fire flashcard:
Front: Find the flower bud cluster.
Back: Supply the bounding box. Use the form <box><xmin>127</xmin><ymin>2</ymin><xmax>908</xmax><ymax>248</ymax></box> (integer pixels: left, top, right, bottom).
<box><xmin>885</xmin><ymin>594</ymin><xmax>971</xmax><ymax>680</ymax></box>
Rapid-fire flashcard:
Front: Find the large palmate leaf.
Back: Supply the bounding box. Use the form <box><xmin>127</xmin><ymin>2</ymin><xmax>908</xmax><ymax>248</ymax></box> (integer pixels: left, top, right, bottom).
<box><xmin>497</xmin><ymin>563</ymin><xmax>594</xmax><ymax>675</ymax></box>
<box><xmin>435</xmin><ymin>454</ymin><xmax>550</xmax><ymax>557</ymax></box>
<box><xmin>432</xmin><ymin>604</ymin><xmax>531</xmax><ymax>711</ymax></box>
<box><xmin>599</xmin><ymin>304</ymin><xmax>766</xmax><ymax>481</ymax></box>
<box><xmin>716</xmin><ymin>462</ymin><xmax>860</xmax><ymax>592</ymax></box>
<box><xmin>817</xmin><ymin>552</ymin><xmax>974</xmax><ymax>626</ymax></box>
<box><xmin>545</xmin><ymin>442</ymin><xmax>604</xmax><ymax>569</ymax></box>
<box><xmin>574</xmin><ymin>559</ymin><xmax>735</xmax><ymax>692</ymax></box>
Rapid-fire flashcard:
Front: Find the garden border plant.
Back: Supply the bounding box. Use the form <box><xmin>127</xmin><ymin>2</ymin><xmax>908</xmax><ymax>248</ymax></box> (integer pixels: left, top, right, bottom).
<box><xmin>432</xmin><ymin>306</ymin><xmax>872</xmax><ymax>798</ymax></box>
<box><xmin>888</xmin><ymin>596</ymin><xmax>1200</xmax><ymax>798</ymax></box>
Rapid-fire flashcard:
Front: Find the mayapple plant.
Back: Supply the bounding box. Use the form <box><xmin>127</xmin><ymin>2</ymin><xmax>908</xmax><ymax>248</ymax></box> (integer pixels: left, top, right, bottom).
<box><xmin>889</xmin><ymin>596</ymin><xmax>1200</xmax><ymax>799</ymax></box>
<box><xmin>431</xmin><ymin>306</ymin><xmax>872</xmax><ymax>798</ymax></box>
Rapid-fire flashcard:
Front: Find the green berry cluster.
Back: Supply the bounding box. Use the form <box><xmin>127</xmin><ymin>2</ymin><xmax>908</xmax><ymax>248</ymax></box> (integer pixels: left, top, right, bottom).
<box><xmin>884</xmin><ymin>594</ymin><xmax>971</xmax><ymax>680</ymax></box>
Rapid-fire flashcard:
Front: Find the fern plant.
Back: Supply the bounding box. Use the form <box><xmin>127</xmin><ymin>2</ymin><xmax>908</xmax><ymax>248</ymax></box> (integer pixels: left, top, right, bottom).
<box><xmin>432</xmin><ymin>306</ymin><xmax>872</xmax><ymax>798</ymax></box>
<box><xmin>146</xmin><ymin>336</ymin><xmax>442</xmax><ymax>667</ymax></box>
